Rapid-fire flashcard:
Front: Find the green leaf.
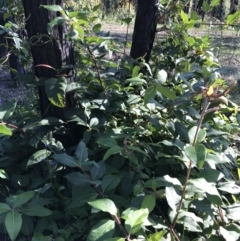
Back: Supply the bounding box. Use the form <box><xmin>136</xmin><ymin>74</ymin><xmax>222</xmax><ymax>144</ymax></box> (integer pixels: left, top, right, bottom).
<box><xmin>93</xmin><ymin>4</ymin><xmax>101</xmax><ymax>12</ymax></box>
<box><xmin>165</xmin><ymin>186</ymin><xmax>181</xmax><ymax>211</ymax></box>
<box><xmin>88</xmin><ymin>199</ymin><xmax>117</xmax><ymax>216</ymax></box>
<box><xmin>93</xmin><ymin>23</ymin><xmax>101</xmax><ymax>32</ymax></box>
<box><xmin>175</xmin><ymin>122</ymin><xmax>189</xmax><ymax>142</ymax></box>
<box><xmin>226</xmin><ymin>11</ymin><xmax>240</xmax><ymax>25</ymax></box>
<box><xmin>0</xmin><ymin>101</ymin><xmax>17</xmax><ymax>121</ymax></box>
<box><xmin>124</xmin><ymin>208</ymin><xmax>148</xmax><ymax>234</ymax></box>
<box><xmin>0</xmin><ymin>125</ymin><xmax>12</xmax><ymax>136</ymax></box>
<box><xmin>97</xmin><ymin>137</ymin><xmax>118</xmax><ymax>148</ymax></box>
<box><xmin>178</xmin><ymin>211</ymin><xmax>203</xmax><ymax>232</ymax></box>
<box><xmin>75</xmin><ymin>140</ymin><xmax>88</xmax><ymax>162</ymax></box>
<box><xmin>27</xmin><ymin>150</ymin><xmax>51</xmax><ymax>167</ymax></box>
<box><xmin>52</xmin><ymin>153</ymin><xmax>78</xmax><ymax>167</ymax></box>
<box><xmin>125</xmin><ymin>77</ymin><xmax>147</xmax><ymax>86</ymax></box>
<box><xmin>198</xmin><ymin>169</ymin><xmax>224</xmax><ymax>182</ymax></box>
<box><xmin>101</xmin><ymin>175</ymin><xmax>121</xmax><ymax>192</ymax></box>
<box><xmin>48</xmin><ymin>17</ymin><xmax>66</xmax><ymax>29</ymax></box>
<box><xmin>141</xmin><ymin>195</ymin><xmax>156</xmax><ymax>213</ymax></box>
<box><xmin>202</xmin><ymin>1</ymin><xmax>211</xmax><ymax>13</ymax></box>
<box><xmin>5</xmin><ymin>211</ymin><xmax>22</xmax><ymax>241</ymax></box>
<box><xmin>11</xmin><ymin>191</ymin><xmax>35</xmax><ymax>208</ymax></box>
<box><xmin>0</xmin><ymin>203</ymin><xmax>11</xmax><ymax>214</ymax></box>
<box><xmin>91</xmin><ymin>161</ymin><xmax>106</xmax><ymax>181</ymax></box>
<box><xmin>87</xmin><ymin>219</ymin><xmax>115</xmax><ymax>241</ymax></box>
<box><xmin>219</xmin><ymin>226</ymin><xmax>240</xmax><ymax>241</ymax></box>
<box><xmin>156</xmin><ymin>69</ymin><xmax>168</xmax><ymax>84</ymax></box>
<box><xmin>225</xmin><ymin>204</ymin><xmax>240</xmax><ymax>221</ymax></box>
<box><xmin>132</xmin><ymin>66</ymin><xmax>140</xmax><ymax>77</ymax></box>
<box><xmin>21</xmin><ymin>215</ymin><xmax>33</xmax><ymax>236</ymax></box>
<box><xmin>69</xmin><ymin>187</ymin><xmax>98</xmax><ymax>208</ymax></box>
<box><xmin>41</xmin><ymin>4</ymin><xmax>63</xmax><ymax>12</ymax></box>
<box><xmin>148</xmin><ymin>230</ymin><xmax>168</xmax><ymax>241</ymax></box>
<box><xmin>180</xmin><ymin>10</ymin><xmax>189</xmax><ymax>23</ymax></box>
<box><xmin>156</xmin><ymin>84</ymin><xmax>176</xmax><ymax>100</ymax></box>
<box><xmin>121</xmin><ymin>17</ymin><xmax>132</xmax><ymax>25</ymax></box>
<box><xmin>105</xmin><ymin>238</ymin><xmax>124</xmax><ymax>241</ymax></box>
<box><xmin>32</xmin><ymin>232</ymin><xmax>52</xmax><ymax>241</ymax></box>
<box><xmin>188</xmin><ymin>126</ymin><xmax>206</xmax><ymax>144</ymax></box>
<box><xmin>144</xmin><ymin>86</ymin><xmax>156</xmax><ymax>105</ymax></box>
<box><xmin>189</xmin><ymin>178</ymin><xmax>222</xmax><ymax>205</ymax></box>
<box><xmin>185</xmin><ymin>144</ymin><xmax>206</xmax><ymax>169</ymax></box>
<box><xmin>45</xmin><ymin>77</ymin><xmax>67</xmax><ymax>108</ymax></box>
<box><xmin>218</xmin><ymin>181</ymin><xmax>240</xmax><ymax>194</ymax></box>
<box><xmin>159</xmin><ymin>175</ymin><xmax>182</xmax><ymax>189</ymax></box>
<box><xmin>103</xmin><ymin>146</ymin><xmax>122</xmax><ymax>161</ymax></box>
<box><xmin>89</xmin><ymin>117</ymin><xmax>99</xmax><ymax>128</ymax></box>
<box><xmin>65</xmin><ymin>172</ymin><xmax>92</xmax><ymax>186</ymax></box>
<box><xmin>21</xmin><ymin>204</ymin><xmax>52</xmax><ymax>217</ymax></box>
<box><xmin>127</xmin><ymin>94</ymin><xmax>141</xmax><ymax>104</ymax></box>
<box><xmin>210</xmin><ymin>0</ymin><xmax>220</xmax><ymax>7</ymax></box>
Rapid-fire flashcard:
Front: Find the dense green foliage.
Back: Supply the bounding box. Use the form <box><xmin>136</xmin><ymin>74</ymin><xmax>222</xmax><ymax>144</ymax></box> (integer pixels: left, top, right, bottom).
<box><xmin>0</xmin><ymin>1</ymin><xmax>240</xmax><ymax>241</ymax></box>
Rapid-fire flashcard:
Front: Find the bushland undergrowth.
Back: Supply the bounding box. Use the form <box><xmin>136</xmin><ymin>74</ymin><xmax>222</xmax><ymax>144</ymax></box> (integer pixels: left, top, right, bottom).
<box><xmin>0</xmin><ymin>1</ymin><xmax>240</xmax><ymax>241</ymax></box>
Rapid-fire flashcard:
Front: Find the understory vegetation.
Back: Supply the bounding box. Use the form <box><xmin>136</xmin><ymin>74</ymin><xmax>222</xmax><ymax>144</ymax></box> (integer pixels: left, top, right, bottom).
<box><xmin>0</xmin><ymin>1</ymin><xmax>240</xmax><ymax>241</ymax></box>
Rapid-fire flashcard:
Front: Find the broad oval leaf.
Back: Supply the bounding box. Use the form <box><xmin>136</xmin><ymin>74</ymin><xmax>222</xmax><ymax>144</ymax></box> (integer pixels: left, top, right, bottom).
<box><xmin>75</xmin><ymin>140</ymin><xmax>88</xmax><ymax>162</ymax></box>
<box><xmin>165</xmin><ymin>186</ymin><xmax>181</xmax><ymax>211</ymax></box>
<box><xmin>101</xmin><ymin>175</ymin><xmax>121</xmax><ymax>192</ymax></box>
<box><xmin>27</xmin><ymin>150</ymin><xmax>51</xmax><ymax>167</ymax></box>
<box><xmin>41</xmin><ymin>4</ymin><xmax>63</xmax><ymax>12</ymax></box>
<box><xmin>141</xmin><ymin>195</ymin><xmax>156</xmax><ymax>213</ymax></box>
<box><xmin>124</xmin><ymin>208</ymin><xmax>148</xmax><ymax>234</ymax></box>
<box><xmin>103</xmin><ymin>146</ymin><xmax>122</xmax><ymax>161</ymax></box>
<box><xmin>156</xmin><ymin>69</ymin><xmax>168</xmax><ymax>84</ymax></box>
<box><xmin>52</xmin><ymin>153</ymin><xmax>79</xmax><ymax>167</ymax></box>
<box><xmin>11</xmin><ymin>191</ymin><xmax>35</xmax><ymax>208</ymax></box>
<box><xmin>185</xmin><ymin>144</ymin><xmax>206</xmax><ymax>169</ymax></box>
<box><xmin>88</xmin><ymin>198</ymin><xmax>117</xmax><ymax>216</ymax></box>
<box><xmin>0</xmin><ymin>203</ymin><xmax>11</xmax><ymax>214</ymax></box>
<box><xmin>21</xmin><ymin>204</ymin><xmax>52</xmax><ymax>217</ymax></box>
<box><xmin>144</xmin><ymin>86</ymin><xmax>156</xmax><ymax>105</ymax></box>
<box><xmin>65</xmin><ymin>172</ymin><xmax>92</xmax><ymax>186</ymax></box>
<box><xmin>156</xmin><ymin>84</ymin><xmax>176</xmax><ymax>100</ymax></box>
<box><xmin>91</xmin><ymin>161</ymin><xmax>106</xmax><ymax>181</ymax></box>
<box><xmin>0</xmin><ymin>125</ymin><xmax>12</xmax><ymax>136</ymax></box>
<box><xmin>188</xmin><ymin>126</ymin><xmax>206</xmax><ymax>144</ymax></box>
<box><xmin>45</xmin><ymin>77</ymin><xmax>67</xmax><ymax>108</ymax></box>
<box><xmin>5</xmin><ymin>211</ymin><xmax>22</xmax><ymax>241</ymax></box>
<box><xmin>87</xmin><ymin>219</ymin><xmax>115</xmax><ymax>241</ymax></box>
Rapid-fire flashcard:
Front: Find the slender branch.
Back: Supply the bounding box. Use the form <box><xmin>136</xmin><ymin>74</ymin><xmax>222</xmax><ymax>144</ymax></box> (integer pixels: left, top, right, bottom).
<box><xmin>171</xmin><ymin>100</ymin><xmax>210</xmax><ymax>229</ymax></box>
<box><xmin>87</xmin><ymin>46</ymin><xmax>108</xmax><ymax>99</ymax></box>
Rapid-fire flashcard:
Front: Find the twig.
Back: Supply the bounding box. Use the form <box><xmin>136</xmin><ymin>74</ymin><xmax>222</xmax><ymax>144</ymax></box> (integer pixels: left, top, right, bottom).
<box><xmin>87</xmin><ymin>46</ymin><xmax>108</xmax><ymax>99</ymax></box>
<box><xmin>171</xmin><ymin>101</ymin><xmax>210</xmax><ymax>229</ymax></box>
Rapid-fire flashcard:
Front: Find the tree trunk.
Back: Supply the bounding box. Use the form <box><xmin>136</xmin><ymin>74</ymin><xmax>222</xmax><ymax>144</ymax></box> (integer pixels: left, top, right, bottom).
<box><xmin>230</xmin><ymin>0</ymin><xmax>238</xmax><ymax>14</ymax></box>
<box><xmin>22</xmin><ymin>0</ymin><xmax>76</xmax><ymax>118</ymax></box>
<box><xmin>130</xmin><ymin>0</ymin><xmax>157</xmax><ymax>62</ymax></box>
<box><xmin>22</xmin><ymin>0</ymin><xmax>80</xmax><ymax>146</ymax></box>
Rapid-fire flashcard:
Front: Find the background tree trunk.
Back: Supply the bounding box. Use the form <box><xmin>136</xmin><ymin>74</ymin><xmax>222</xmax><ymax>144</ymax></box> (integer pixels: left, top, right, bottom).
<box><xmin>22</xmin><ymin>0</ymin><xmax>76</xmax><ymax>118</ymax></box>
<box><xmin>130</xmin><ymin>0</ymin><xmax>157</xmax><ymax>62</ymax></box>
<box><xmin>22</xmin><ymin>0</ymin><xmax>80</xmax><ymax>146</ymax></box>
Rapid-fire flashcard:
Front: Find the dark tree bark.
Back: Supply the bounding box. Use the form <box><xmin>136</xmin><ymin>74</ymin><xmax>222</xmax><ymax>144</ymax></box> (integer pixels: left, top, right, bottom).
<box><xmin>22</xmin><ymin>0</ymin><xmax>76</xmax><ymax>118</ymax></box>
<box><xmin>22</xmin><ymin>0</ymin><xmax>81</xmax><ymax>146</ymax></box>
<box><xmin>130</xmin><ymin>0</ymin><xmax>157</xmax><ymax>62</ymax></box>
<box><xmin>230</xmin><ymin>0</ymin><xmax>239</xmax><ymax>14</ymax></box>
<box><xmin>0</xmin><ymin>11</ymin><xmax>6</xmax><ymax>59</ymax></box>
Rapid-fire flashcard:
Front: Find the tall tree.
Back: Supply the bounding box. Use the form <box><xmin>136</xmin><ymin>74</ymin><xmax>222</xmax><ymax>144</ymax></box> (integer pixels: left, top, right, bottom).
<box><xmin>130</xmin><ymin>0</ymin><xmax>158</xmax><ymax>62</ymax></box>
<box><xmin>22</xmin><ymin>0</ymin><xmax>79</xmax><ymax>145</ymax></box>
